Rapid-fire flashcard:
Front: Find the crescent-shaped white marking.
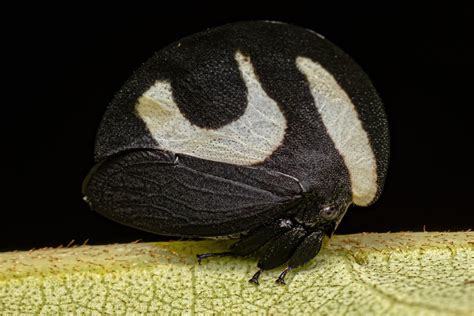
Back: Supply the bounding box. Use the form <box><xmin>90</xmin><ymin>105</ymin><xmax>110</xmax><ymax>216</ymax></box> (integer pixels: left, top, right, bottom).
<box><xmin>135</xmin><ymin>51</ymin><xmax>287</xmax><ymax>165</ymax></box>
<box><xmin>296</xmin><ymin>57</ymin><xmax>377</xmax><ymax>206</ymax></box>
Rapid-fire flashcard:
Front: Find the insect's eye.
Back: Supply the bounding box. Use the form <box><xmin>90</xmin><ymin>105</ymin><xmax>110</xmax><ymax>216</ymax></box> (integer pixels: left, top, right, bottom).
<box><xmin>320</xmin><ymin>206</ymin><xmax>338</xmax><ymax>221</ymax></box>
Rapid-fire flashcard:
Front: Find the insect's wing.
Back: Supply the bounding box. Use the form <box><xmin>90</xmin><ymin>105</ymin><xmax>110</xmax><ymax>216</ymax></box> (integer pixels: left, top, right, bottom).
<box><xmin>83</xmin><ymin>149</ymin><xmax>303</xmax><ymax>237</ymax></box>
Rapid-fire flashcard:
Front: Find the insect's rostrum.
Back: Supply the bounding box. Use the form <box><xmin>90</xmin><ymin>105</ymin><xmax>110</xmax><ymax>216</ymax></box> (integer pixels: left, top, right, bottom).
<box><xmin>83</xmin><ymin>21</ymin><xmax>390</xmax><ymax>284</ymax></box>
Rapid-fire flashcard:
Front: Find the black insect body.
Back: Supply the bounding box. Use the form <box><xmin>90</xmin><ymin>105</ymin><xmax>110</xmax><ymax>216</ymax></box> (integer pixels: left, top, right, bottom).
<box><xmin>83</xmin><ymin>21</ymin><xmax>389</xmax><ymax>284</ymax></box>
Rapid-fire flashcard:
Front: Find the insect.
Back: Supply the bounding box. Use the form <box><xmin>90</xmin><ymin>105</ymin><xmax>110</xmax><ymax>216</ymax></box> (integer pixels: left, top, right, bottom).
<box><xmin>83</xmin><ymin>21</ymin><xmax>389</xmax><ymax>285</ymax></box>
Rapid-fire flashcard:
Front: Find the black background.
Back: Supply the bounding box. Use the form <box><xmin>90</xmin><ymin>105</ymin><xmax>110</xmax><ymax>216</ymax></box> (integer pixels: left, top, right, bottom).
<box><xmin>3</xmin><ymin>3</ymin><xmax>473</xmax><ymax>251</ymax></box>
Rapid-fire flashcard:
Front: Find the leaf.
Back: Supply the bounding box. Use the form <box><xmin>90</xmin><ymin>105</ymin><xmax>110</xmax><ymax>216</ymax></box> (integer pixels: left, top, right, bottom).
<box><xmin>0</xmin><ymin>232</ymin><xmax>472</xmax><ymax>315</ymax></box>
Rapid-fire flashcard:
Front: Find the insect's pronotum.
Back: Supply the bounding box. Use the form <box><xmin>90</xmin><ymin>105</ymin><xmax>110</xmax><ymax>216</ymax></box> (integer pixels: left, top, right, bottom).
<box><xmin>83</xmin><ymin>21</ymin><xmax>390</xmax><ymax>285</ymax></box>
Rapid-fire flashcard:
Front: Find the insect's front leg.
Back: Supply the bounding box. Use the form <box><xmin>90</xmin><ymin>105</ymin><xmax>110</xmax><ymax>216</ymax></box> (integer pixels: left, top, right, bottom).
<box><xmin>252</xmin><ymin>223</ymin><xmax>309</xmax><ymax>285</ymax></box>
<box><xmin>277</xmin><ymin>230</ymin><xmax>324</xmax><ymax>284</ymax></box>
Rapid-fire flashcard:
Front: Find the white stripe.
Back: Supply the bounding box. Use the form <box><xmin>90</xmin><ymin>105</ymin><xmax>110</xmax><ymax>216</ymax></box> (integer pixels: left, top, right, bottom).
<box><xmin>135</xmin><ymin>51</ymin><xmax>287</xmax><ymax>166</ymax></box>
<box><xmin>297</xmin><ymin>57</ymin><xmax>377</xmax><ymax>206</ymax></box>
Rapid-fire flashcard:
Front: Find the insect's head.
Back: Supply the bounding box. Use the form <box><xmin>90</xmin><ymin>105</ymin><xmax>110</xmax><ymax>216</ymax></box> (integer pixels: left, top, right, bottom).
<box><xmin>296</xmin><ymin>181</ymin><xmax>352</xmax><ymax>236</ymax></box>
<box><xmin>318</xmin><ymin>181</ymin><xmax>352</xmax><ymax>236</ymax></box>
<box><xmin>317</xmin><ymin>201</ymin><xmax>351</xmax><ymax>237</ymax></box>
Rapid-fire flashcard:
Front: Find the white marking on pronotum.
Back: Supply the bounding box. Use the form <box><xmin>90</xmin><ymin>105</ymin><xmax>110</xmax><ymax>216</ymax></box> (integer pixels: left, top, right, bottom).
<box><xmin>136</xmin><ymin>51</ymin><xmax>287</xmax><ymax>165</ymax></box>
<box><xmin>296</xmin><ymin>57</ymin><xmax>377</xmax><ymax>206</ymax></box>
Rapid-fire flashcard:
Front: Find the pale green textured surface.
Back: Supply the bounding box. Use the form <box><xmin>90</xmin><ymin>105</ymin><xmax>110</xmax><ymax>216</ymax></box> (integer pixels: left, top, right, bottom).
<box><xmin>0</xmin><ymin>232</ymin><xmax>473</xmax><ymax>315</ymax></box>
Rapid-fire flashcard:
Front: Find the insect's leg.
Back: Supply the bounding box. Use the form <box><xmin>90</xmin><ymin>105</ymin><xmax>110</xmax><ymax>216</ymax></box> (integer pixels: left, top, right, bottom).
<box><xmin>256</xmin><ymin>225</ymin><xmax>307</xmax><ymax>272</ymax></box>
<box><xmin>248</xmin><ymin>270</ymin><xmax>262</xmax><ymax>285</ymax></box>
<box><xmin>196</xmin><ymin>252</ymin><xmax>232</xmax><ymax>264</ymax></box>
<box><xmin>275</xmin><ymin>266</ymin><xmax>292</xmax><ymax>285</ymax></box>
<box><xmin>275</xmin><ymin>231</ymin><xmax>324</xmax><ymax>284</ymax></box>
<box><xmin>288</xmin><ymin>230</ymin><xmax>324</xmax><ymax>268</ymax></box>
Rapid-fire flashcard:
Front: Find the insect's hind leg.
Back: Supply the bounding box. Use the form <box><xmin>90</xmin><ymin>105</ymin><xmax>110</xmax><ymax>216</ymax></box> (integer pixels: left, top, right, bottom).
<box><xmin>196</xmin><ymin>251</ymin><xmax>233</xmax><ymax>264</ymax></box>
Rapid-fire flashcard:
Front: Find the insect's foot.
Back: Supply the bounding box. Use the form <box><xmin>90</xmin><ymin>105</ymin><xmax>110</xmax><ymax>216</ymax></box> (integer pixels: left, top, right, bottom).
<box><xmin>196</xmin><ymin>254</ymin><xmax>204</xmax><ymax>264</ymax></box>
<box><xmin>249</xmin><ymin>270</ymin><xmax>261</xmax><ymax>285</ymax></box>
<box><xmin>275</xmin><ymin>266</ymin><xmax>291</xmax><ymax>285</ymax></box>
<box><xmin>275</xmin><ymin>277</ymin><xmax>286</xmax><ymax>285</ymax></box>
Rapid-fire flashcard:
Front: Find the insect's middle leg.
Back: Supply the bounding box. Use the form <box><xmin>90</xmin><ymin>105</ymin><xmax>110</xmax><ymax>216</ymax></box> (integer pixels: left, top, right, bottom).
<box><xmin>254</xmin><ymin>227</ymin><xmax>325</xmax><ymax>285</ymax></box>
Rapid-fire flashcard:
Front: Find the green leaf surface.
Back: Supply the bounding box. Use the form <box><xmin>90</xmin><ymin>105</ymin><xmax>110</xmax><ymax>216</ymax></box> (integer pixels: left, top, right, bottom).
<box><xmin>1</xmin><ymin>232</ymin><xmax>473</xmax><ymax>315</ymax></box>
